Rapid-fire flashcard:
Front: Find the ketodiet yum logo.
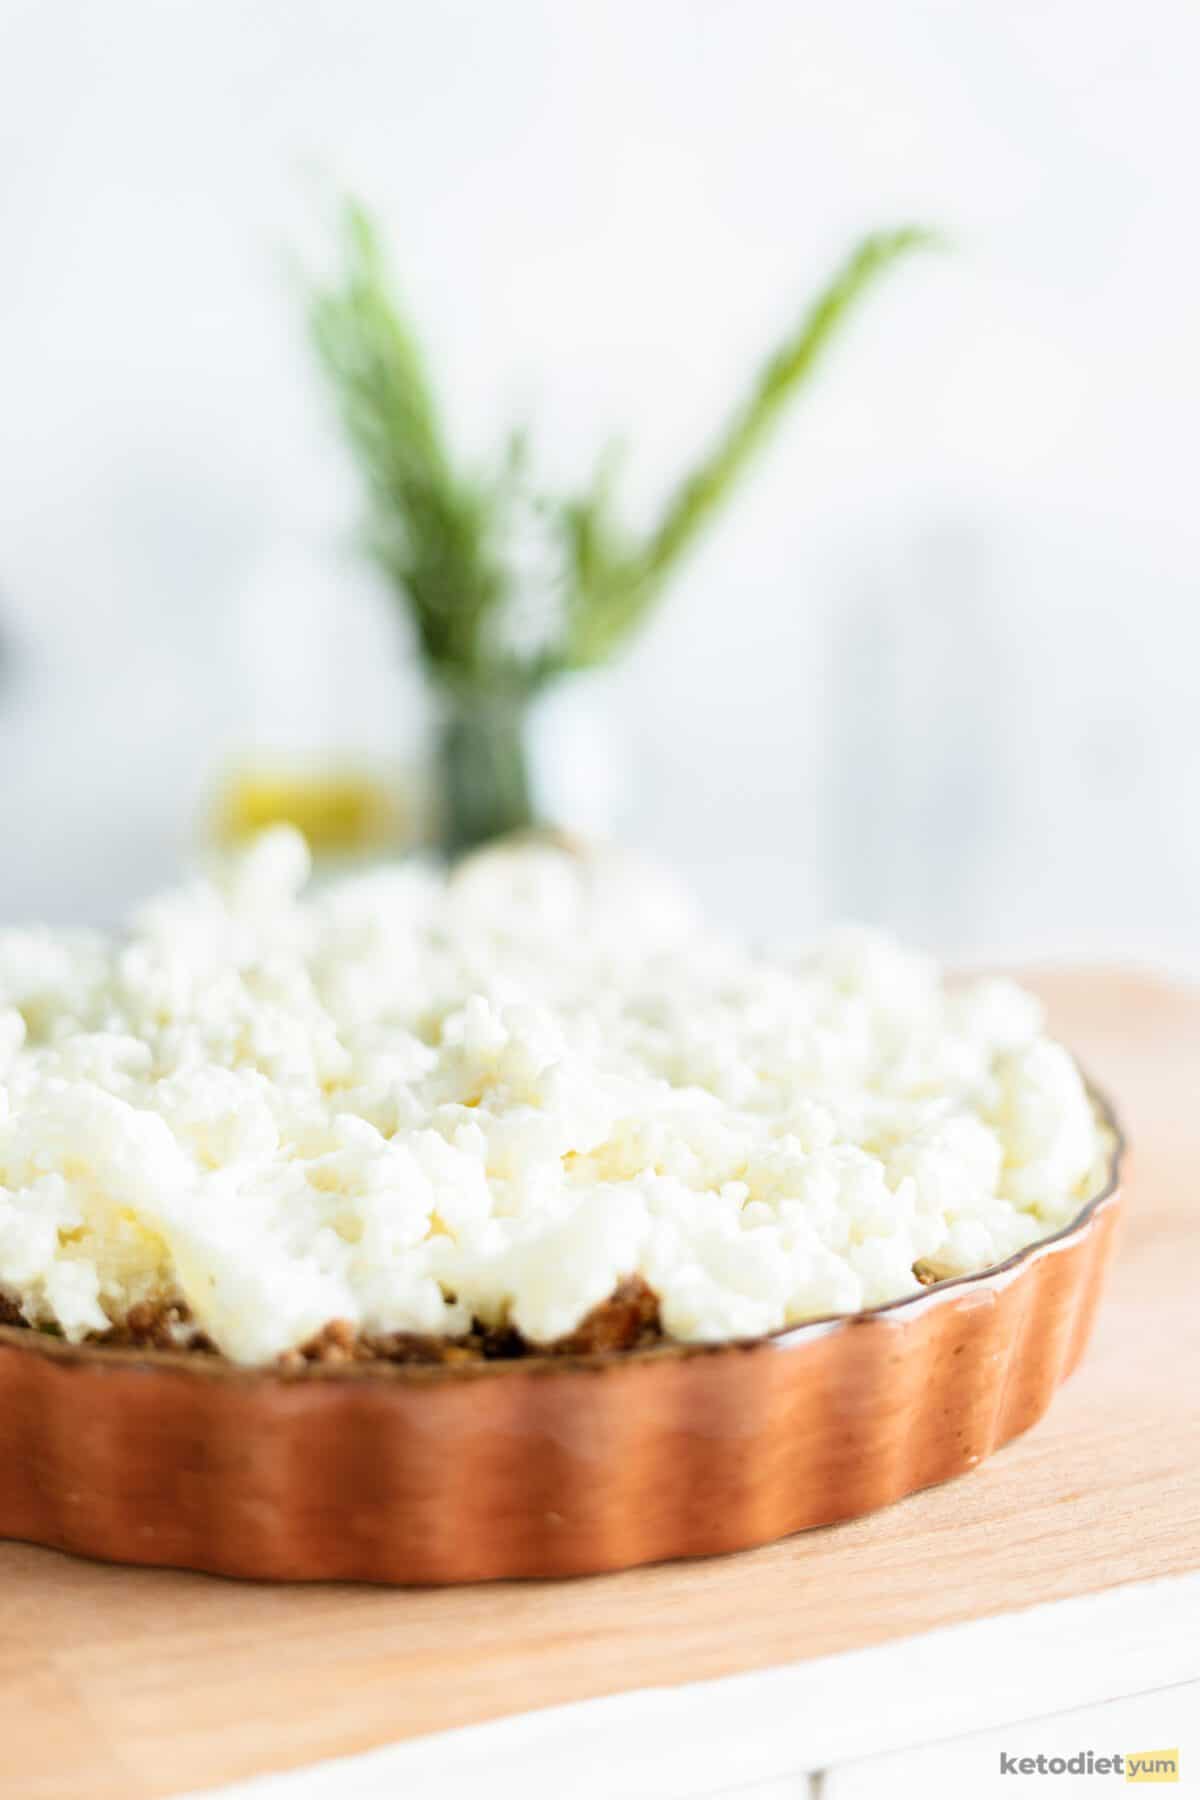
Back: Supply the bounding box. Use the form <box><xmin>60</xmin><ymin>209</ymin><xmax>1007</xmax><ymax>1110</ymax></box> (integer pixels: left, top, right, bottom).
<box><xmin>999</xmin><ymin>1748</ymin><xmax>1179</xmax><ymax>1782</ymax></box>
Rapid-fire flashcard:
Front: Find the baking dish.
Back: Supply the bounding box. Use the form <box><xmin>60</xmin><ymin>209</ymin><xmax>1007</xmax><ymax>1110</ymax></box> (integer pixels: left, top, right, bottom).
<box><xmin>0</xmin><ymin>1090</ymin><xmax>1122</xmax><ymax>1584</ymax></box>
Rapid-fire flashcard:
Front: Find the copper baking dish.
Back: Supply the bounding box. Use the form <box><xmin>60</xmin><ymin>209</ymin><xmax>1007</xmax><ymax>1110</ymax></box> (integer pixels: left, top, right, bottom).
<box><xmin>0</xmin><ymin>1090</ymin><xmax>1122</xmax><ymax>1585</ymax></box>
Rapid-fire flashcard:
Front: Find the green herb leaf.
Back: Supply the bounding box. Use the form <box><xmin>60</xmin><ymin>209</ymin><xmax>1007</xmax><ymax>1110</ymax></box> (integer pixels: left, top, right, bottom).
<box><xmin>306</xmin><ymin>203</ymin><xmax>940</xmax><ymax>684</ymax></box>
<box><xmin>307</xmin><ymin>200</ymin><xmax>510</xmax><ymax>679</ymax></box>
<box><xmin>557</xmin><ymin>226</ymin><xmax>941</xmax><ymax>668</ymax></box>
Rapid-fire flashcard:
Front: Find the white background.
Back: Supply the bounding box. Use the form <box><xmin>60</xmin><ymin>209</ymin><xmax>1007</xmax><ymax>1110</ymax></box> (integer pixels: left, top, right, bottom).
<box><xmin>1</xmin><ymin>0</ymin><xmax>1197</xmax><ymax>956</ymax></box>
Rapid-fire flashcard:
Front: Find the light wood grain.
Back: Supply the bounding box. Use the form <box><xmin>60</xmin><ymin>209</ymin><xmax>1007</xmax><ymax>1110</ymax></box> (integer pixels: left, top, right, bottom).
<box><xmin>1</xmin><ymin>968</ymin><xmax>1197</xmax><ymax>1800</ymax></box>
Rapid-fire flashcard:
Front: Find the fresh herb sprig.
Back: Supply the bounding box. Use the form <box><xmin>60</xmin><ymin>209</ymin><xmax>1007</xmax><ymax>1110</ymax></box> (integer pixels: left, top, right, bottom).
<box><xmin>308</xmin><ymin>203</ymin><xmax>511</xmax><ymax>679</ymax></box>
<box><xmin>308</xmin><ymin>204</ymin><xmax>937</xmax><ymax>689</ymax></box>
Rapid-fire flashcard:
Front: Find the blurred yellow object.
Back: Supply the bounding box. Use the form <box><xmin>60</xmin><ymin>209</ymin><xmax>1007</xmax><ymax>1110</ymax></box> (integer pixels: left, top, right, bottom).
<box><xmin>212</xmin><ymin>765</ymin><xmax>402</xmax><ymax>853</ymax></box>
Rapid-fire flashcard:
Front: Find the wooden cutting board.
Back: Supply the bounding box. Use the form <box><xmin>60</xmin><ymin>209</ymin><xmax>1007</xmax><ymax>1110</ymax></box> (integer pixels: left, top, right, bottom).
<box><xmin>2</xmin><ymin>968</ymin><xmax>1197</xmax><ymax>1800</ymax></box>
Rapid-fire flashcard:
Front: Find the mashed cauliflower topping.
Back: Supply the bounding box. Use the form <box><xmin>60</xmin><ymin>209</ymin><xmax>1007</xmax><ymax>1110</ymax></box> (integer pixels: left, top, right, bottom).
<box><xmin>0</xmin><ymin>832</ymin><xmax>1107</xmax><ymax>1365</ymax></box>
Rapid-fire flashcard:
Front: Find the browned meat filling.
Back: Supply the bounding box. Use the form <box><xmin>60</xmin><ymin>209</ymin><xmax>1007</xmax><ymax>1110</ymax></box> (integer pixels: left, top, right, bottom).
<box><xmin>0</xmin><ymin>1277</ymin><xmax>664</xmax><ymax>1366</ymax></box>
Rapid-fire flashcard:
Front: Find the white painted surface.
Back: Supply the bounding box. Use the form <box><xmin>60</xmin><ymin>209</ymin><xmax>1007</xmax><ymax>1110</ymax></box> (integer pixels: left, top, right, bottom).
<box><xmin>179</xmin><ymin>1572</ymin><xmax>1200</xmax><ymax>1800</ymax></box>
<box><xmin>0</xmin><ymin>1</ymin><xmax>1197</xmax><ymax>962</ymax></box>
<box><xmin>824</xmin><ymin>1682</ymin><xmax>1196</xmax><ymax>1799</ymax></box>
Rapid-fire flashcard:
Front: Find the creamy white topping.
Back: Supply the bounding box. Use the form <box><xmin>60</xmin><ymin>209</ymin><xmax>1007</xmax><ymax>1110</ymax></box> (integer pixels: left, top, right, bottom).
<box><xmin>0</xmin><ymin>832</ymin><xmax>1107</xmax><ymax>1364</ymax></box>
